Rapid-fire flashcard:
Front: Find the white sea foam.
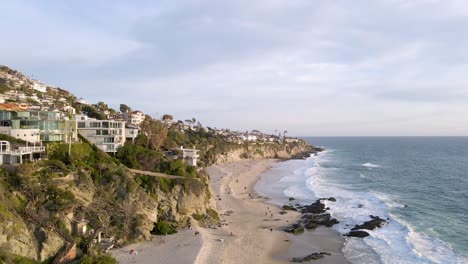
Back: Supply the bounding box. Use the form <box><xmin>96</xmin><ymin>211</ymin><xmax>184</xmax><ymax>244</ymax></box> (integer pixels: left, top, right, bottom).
<box><xmin>300</xmin><ymin>153</ymin><xmax>466</xmax><ymax>264</ymax></box>
<box><xmin>256</xmin><ymin>149</ymin><xmax>466</xmax><ymax>264</ymax></box>
<box><xmin>361</xmin><ymin>162</ymin><xmax>381</xmax><ymax>168</ymax></box>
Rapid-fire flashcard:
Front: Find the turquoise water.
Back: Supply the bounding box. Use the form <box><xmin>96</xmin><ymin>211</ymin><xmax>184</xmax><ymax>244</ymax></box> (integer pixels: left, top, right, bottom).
<box><xmin>258</xmin><ymin>137</ymin><xmax>468</xmax><ymax>263</ymax></box>
<box><xmin>307</xmin><ymin>137</ymin><xmax>468</xmax><ymax>263</ymax></box>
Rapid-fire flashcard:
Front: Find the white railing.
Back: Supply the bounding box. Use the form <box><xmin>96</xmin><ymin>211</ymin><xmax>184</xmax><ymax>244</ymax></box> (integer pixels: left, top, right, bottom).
<box><xmin>18</xmin><ymin>146</ymin><xmax>46</xmax><ymax>152</ymax></box>
<box><xmin>0</xmin><ymin>146</ymin><xmax>46</xmax><ymax>155</ymax></box>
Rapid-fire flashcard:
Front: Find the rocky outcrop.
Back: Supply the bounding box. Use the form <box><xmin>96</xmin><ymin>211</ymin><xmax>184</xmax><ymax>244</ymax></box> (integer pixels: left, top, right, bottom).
<box><xmin>0</xmin><ymin>220</ymin><xmax>37</xmax><ymax>259</ymax></box>
<box><xmin>283</xmin><ymin>198</ymin><xmax>339</xmax><ymax>234</ymax></box>
<box><xmin>302</xmin><ymin>213</ymin><xmax>339</xmax><ymax>229</ymax></box>
<box><xmin>284</xmin><ymin>223</ymin><xmax>305</xmax><ymax>234</ymax></box>
<box><xmin>345</xmin><ymin>230</ymin><xmax>370</xmax><ymax>238</ymax></box>
<box><xmin>214</xmin><ymin>142</ymin><xmax>320</xmax><ymax>164</ymax></box>
<box><xmin>155</xmin><ymin>179</ymin><xmax>216</xmax><ymax>226</ymax></box>
<box><xmin>351</xmin><ymin>215</ymin><xmax>387</xmax><ymax>231</ymax></box>
<box><xmin>38</xmin><ymin>229</ymin><xmax>65</xmax><ymax>261</ymax></box>
<box><xmin>291</xmin><ymin>252</ymin><xmax>331</xmax><ymax>262</ymax></box>
<box><xmin>345</xmin><ymin>215</ymin><xmax>387</xmax><ymax>238</ymax></box>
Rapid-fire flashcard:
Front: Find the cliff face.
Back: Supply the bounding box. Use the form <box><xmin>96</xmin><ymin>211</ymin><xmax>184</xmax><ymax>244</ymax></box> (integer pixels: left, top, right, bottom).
<box><xmin>0</xmin><ymin>162</ymin><xmax>217</xmax><ymax>262</ymax></box>
<box><xmin>0</xmin><ymin>217</ymin><xmax>37</xmax><ymax>259</ymax></box>
<box><xmin>155</xmin><ymin>178</ymin><xmax>216</xmax><ymax>226</ymax></box>
<box><xmin>214</xmin><ymin>142</ymin><xmax>318</xmax><ymax>164</ymax></box>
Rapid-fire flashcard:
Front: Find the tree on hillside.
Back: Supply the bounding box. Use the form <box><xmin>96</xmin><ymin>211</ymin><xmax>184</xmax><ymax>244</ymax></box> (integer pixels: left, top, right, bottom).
<box><xmin>95</xmin><ymin>101</ymin><xmax>109</xmax><ymax>111</ymax></box>
<box><xmin>162</xmin><ymin>114</ymin><xmax>173</xmax><ymax>121</ymax></box>
<box><xmin>139</xmin><ymin>117</ymin><xmax>168</xmax><ymax>150</ymax></box>
<box><xmin>120</xmin><ymin>104</ymin><xmax>131</xmax><ymax>113</ymax></box>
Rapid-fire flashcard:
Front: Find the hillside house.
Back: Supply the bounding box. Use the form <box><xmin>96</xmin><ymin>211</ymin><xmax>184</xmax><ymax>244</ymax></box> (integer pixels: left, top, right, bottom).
<box><xmin>126</xmin><ymin>110</ymin><xmax>145</xmax><ymax>126</ymax></box>
<box><xmin>76</xmin><ymin>115</ymin><xmax>126</xmax><ymax>153</ymax></box>
<box><xmin>0</xmin><ymin>104</ymin><xmax>77</xmax><ymax>143</ymax></box>
<box><xmin>32</xmin><ymin>81</ymin><xmax>47</xmax><ymax>93</ymax></box>
<box><xmin>180</xmin><ymin>147</ymin><xmax>199</xmax><ymax>167</ymax></box>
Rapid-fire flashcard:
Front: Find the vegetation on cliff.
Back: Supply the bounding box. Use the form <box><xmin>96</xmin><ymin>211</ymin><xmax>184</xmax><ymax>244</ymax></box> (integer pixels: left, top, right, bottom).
<box><xmin>0</xmin><ymin>136</ymin><xmax>216</xmax><ymax>263</ymax></box>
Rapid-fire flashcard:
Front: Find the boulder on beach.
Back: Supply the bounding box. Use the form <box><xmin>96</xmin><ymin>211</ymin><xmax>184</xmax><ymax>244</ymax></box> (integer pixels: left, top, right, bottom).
<box><xmin>301</xmin><ymin>200</ymin><xmax>326</xmax><ymax>214</ymax></box>
<box><xmin>302</xmin><ymin>213</ymin><xmax>339</xmax><ymax>229</ymax></box>
<box><xmin>351</xmin><ymin>215</ymin><xmax>387</xmax><ymax>231</ymax></box>
<box><xmin>291</xmin><ymin>252</ymin><xmax>331</xmax><ymax>262</ymax></box>
<box><xmin>284</xmin><ymin>223</ymin><xmax>304</xmax><ymax>234</ymax></box>
<box><xmin>345</xmin><ymin>230</ymin><xmax>370</xmax><ymax>237</ymax></box>
<box><xmin>282</xmin><ymin>205</ymin><xmax>298</xmax><ymax>211</ymax></box>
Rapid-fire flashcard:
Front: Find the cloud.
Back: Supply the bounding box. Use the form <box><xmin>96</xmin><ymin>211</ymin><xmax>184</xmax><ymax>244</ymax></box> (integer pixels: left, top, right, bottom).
<box><xmin>1</xmin><ymin>0</ymin><xmax>468</xmax><ymax>135</ymax></box>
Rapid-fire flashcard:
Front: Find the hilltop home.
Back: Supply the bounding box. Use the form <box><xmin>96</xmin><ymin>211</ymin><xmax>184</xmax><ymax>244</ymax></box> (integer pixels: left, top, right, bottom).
<box><xmin>123</xmin><ymin>110</ymin><xmax>145</xmax><ymax>126</ymax></box>
<box><xmin>76</xmin><ymin>115</ymin><xmax>126</xmax><ymax>153</ymax></box>
<box><xmin>32</xmin><ymin>80</ymin><xmax>47</xmax><ymax>93</ymax></box>
<box><xmin>0</xmin><ymin>104</ymin><xmax>77</xmax><ymax>143</ymax></box>
<box><xmin>180</xmin><ymin>147</ymin><xmax>199</xmax><ymax>167</ymax></box>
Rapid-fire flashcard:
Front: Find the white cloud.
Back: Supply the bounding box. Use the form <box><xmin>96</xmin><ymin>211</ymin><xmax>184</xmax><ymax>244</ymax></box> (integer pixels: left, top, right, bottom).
<box><xmin>2</xmin><ymin>0</ymin><xmax>468</xmax><ymax>135</ymax></box>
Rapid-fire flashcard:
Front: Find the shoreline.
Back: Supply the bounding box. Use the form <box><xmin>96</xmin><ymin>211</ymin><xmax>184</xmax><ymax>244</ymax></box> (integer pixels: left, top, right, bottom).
<box><xmin>196</xmin><ymin>159</ymin><xmax>348</xmax><ymax>264</ymax></box>
<box><xmin>112</xmin><ymin>158</ymin><xmax>348</xmax><ymax>264</ymax></box>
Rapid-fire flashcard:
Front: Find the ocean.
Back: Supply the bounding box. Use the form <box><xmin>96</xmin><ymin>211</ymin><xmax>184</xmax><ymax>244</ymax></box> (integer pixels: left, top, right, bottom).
<box><xmin>255</xmin><ymin>137</ymin><xmax>468</xmax><ymax>264</ymax></box>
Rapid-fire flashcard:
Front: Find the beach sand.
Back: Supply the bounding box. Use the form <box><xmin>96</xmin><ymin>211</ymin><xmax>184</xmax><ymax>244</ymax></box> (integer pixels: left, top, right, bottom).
<box><xmin>113</xmin><ymin>159</ymin><xmax>348</xmax><ymax>264</ymax></box>
<box><xmin>112</xmin><ymin>229</ymin><xmax>202</xmax><ymax>264</ymax></box>
<box><xmin>196</xmin><ymin>159</ymin><xmax>349</xmax><ymax>264</ymax></box>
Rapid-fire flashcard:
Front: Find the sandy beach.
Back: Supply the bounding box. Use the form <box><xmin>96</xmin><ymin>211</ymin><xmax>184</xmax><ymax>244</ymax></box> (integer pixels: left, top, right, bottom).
<box><xmin>113</xmin><ymin>159</ymin><xmax>348</xmax><ymax>264</ymax></box>
<box><xmin>196</xmin><ymin>159</ymin><xmax>349</xmax><ymax>264</ymax></box>
<box><xmin>111</xmin><ymin>229</ymin><xmax>202</xmax><ymax>264</ymax></box>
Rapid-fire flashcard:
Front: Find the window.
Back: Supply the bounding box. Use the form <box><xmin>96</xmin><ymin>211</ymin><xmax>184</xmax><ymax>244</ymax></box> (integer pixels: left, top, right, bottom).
<box><xmin>96</xmin><ymin>130</ymin><xmax>101</xmax><ymax>135</ymax></box>
<box><xmin>102</xmin><ymin>130</ymin><xmax>109</xmax><ymax>135</ymax></box>
<box><xmin>90</xmin><ymin>122</ymin><xmax>101</xmax><ymax>128</ymax></box>
<box><xmin>78</xmin><ymin>122</ymin><xmax>86</xmax><ymax>128</ymax></box>
<box><xmin>103</xmin><ymin>137</ymin><xmax>114</xmax><ymax>143</ymax></box>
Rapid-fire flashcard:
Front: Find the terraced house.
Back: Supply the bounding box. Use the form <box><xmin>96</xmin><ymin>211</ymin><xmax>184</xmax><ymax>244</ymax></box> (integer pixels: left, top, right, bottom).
<box><xmin>75</xmin><ymin>114</ymin><xmax>126</xmax><ymax>153</ymax></box>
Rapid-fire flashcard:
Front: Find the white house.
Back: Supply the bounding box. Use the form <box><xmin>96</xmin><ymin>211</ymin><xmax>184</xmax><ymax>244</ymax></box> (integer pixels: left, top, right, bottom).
<box><xmin>76</xmin><ymin>98</ymin><xmax>89</xmax><ymax>105</ymax></box>
<box><xmin>61</xmin><ymin>105</ymin><xmax>76</xmax><ymax>115</ymax></box>
<box><xmin>126</xmin><ymin>110</ymin><xmax>145</xmax><ymax>126</ymax></box>
<box><xmin>76</xmin><ymin>117</ymin><xmax>126</xmax><ymax>153</ymax></box>
<box><xmin>180</xmin><ymin>147</ymin><xmax>199</xmax><ymax>167</ymax></box>
<box><xmin>32</xmin><ymin>81</ymin><xmax>47</xmax><ymax>93</ymax></box>
<box><xmin>241</xmin><ymin>134</ymin><xmax>257</xmax><ymax>142</ymax></box>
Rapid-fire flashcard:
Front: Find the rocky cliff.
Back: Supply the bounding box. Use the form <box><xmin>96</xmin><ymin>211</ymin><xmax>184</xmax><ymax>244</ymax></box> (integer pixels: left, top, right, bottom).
<box><xmin>214</xmin><ymin>141</ymin><xmax>320</xmax><ymax>164</ymax></box>
<box><xmin>0</xmin><ymin>160</ymin><xmax>217</xmax><ymax>262</ymax></box>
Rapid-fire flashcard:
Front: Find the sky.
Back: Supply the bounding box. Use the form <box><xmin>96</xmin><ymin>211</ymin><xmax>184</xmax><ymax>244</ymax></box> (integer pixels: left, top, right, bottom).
<box><xmin>1</xmin><ymin>0</ymin><xmax>468</xmax><ymax>136</ymax></box>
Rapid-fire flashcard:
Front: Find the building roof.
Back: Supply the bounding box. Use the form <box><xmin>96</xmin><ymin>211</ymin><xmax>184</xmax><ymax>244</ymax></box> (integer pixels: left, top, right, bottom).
<box><xmin>0</xmin><ymin>103</ymin><xmax>24</xmax><ymax>111</ymax></box>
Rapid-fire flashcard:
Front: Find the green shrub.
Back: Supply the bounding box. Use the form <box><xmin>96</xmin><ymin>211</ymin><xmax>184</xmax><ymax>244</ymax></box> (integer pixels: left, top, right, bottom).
<box><xmin>151</xmin><ymin>221</ymin><xmax>177</xmax><ymax>235</ymax></box>
<box><xmin>157</xmin><ymin>178</ymin><xmax>175</xmax><ymax>193</ymax></box>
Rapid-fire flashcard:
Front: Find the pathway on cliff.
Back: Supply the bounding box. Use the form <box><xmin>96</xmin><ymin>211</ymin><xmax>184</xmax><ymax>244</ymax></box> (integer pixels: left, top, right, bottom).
<box><xmin>128</xmin><ymin>169</ymin><xmax>188</xmax><ymax>179</ymax></box>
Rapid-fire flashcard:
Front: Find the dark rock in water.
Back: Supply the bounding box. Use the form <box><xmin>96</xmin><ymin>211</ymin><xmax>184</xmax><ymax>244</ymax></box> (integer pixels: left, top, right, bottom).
<box><xmin>291</xmin><ymin>252</ymin><xmax>331</xmax><ymax>262</ymax></box>
<box><xmin>357</xmin><ymin>204</ymin><xmax>364</xmax><ymax>208</ymax></box>
<box><xmin>279</xmin><ymin>211</ymin><xmax>287</xmax><ymax>215</ymax></box>
<box><xmin>351</xmin><ymin>216</ymin><xmax>387</xmax><ymax>231</ymax></box>
<box><xmin>284</xmin><ymin>223</ymin><xmax>304</xmax><ymax>234</ymax></box>
<box><xmin>301</xmin><ymin>200</ymin><xmax>326</xmax><ymax>214</ymax></box>
<box><xmin>302</xmin><ymin>213</ymin><xmax>339</xmax><ymax>229</ymax></box>
<box><xmin>345</xmin><ymin>230</ymin><xmax>370</xmax><ymax>237</ymax></box>
<box><xmin>327</xmin><ymin>197</ymin><xmax>336</xmax><ymax>202</ymax></box>
<box><xmin>282</xmin><ymin>205</ymin><xmax>297</xmax><ymax>211</ymax></box>
<box><xmin>289</xmin><ymin>197</ymin><xmax>295</xmax><ymax>201</ymax></box>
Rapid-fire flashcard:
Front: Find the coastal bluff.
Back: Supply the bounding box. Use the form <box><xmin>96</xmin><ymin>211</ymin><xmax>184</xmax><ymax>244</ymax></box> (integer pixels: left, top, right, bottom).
<box><xmin>214</xmin><ymin>141</ymin><xmax>321</xmax><ymax>164</ymax></box>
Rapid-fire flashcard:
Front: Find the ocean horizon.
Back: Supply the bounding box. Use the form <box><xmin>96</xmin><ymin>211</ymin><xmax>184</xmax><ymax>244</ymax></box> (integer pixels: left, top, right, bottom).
<box><xmin>256</xmin><ymin>136</ymin><xmax>467</xmax><ymax>264</ymax></box>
